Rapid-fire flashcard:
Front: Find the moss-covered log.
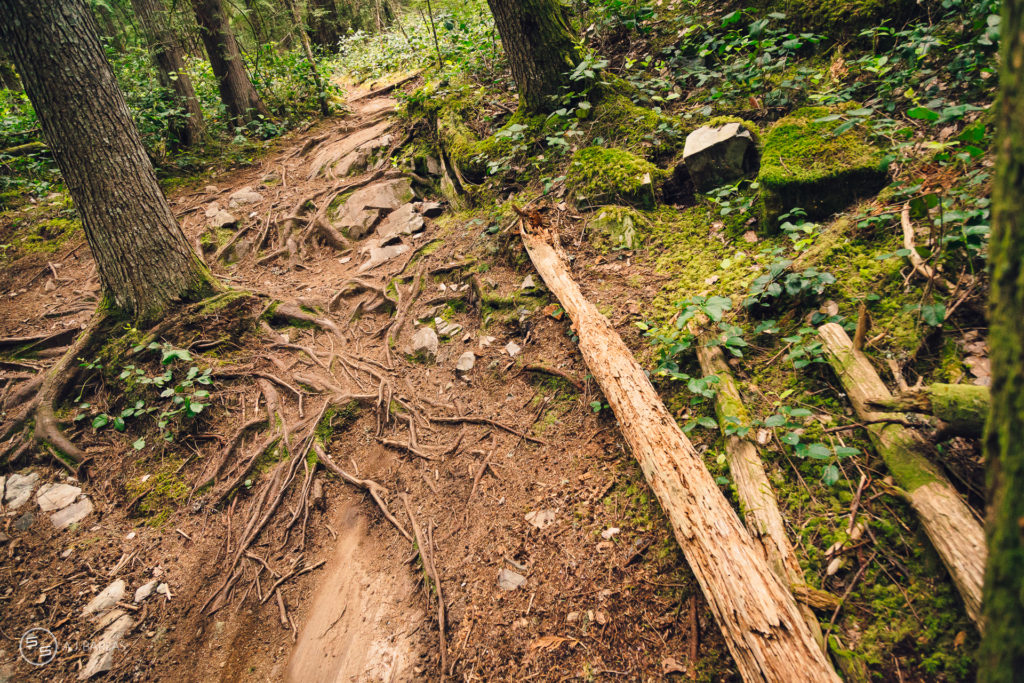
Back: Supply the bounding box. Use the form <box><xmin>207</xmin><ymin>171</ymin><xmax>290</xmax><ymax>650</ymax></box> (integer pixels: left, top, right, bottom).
<box><xmin>979</xmin><ymin>0</ymin><xmax>1024</xmax><ymax>675</ymax></box>
<box><xmin>869</xmin><ymin>384</ymin><xmax>989</xmax><ymax>438</ymax></box>
<box><xmin>818</xmin><ymin>323</ymin><xmax>985</xmax><ymax>629</ymax></box>
<box><xmin>0</xmin><ymin>140</ymin><xmax>47</xmax><ymax>157</ymax></box>
<box><xmin>522</xmin><ymin>224</ymin><xmax>840</xmax><ymax>682</ymax></box>
<box><xmin>696</xmin><ymin>339</ymin><xmax>830</xmax><ymax>650</ymax></box>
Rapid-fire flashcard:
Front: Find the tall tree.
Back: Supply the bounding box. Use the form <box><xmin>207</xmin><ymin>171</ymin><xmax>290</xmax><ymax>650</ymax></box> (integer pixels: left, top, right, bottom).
<box><xmin>980</xmin><ymin>0</ymin><xmax>1024</xmax><ymax>677</ymax></box>
<box><xmin>190</xmin><ymin>0</ymin><xmax>270</xmax><ymax>125</ymax></box>
<box><xmin>484</xmin><ymin>0</ymin><xmax>582</xmax><ymax>113</ymax></box>
<box><xmin>308</xmin><ymin>0</ymin><xmax>342</xmax><ymax>49</ymax></box>
<box><xmin>130</xmin><ymin>0</ymin><xmax>206</xmax><ymax>147</ymax></box>
<box><xmin>0</xmin><ymin>0</ymin><xmax>216</xmax><ymax>320</ymax></box>
<box><xmin>284</xmin><ymin>0</ymin><xmax>329</xmax><ymax>116</ymax></box>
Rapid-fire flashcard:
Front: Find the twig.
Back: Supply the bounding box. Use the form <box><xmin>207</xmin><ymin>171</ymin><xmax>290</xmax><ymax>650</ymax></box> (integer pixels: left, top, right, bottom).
<box><xmin>401</xmin><ymin>494</ymin><xmax>447</xmax><ymax>676</ymax></box>
<box><xmin>428</xmin><ymin>414</ymin><xmax>548</xmax><ymax>445</ymax></box>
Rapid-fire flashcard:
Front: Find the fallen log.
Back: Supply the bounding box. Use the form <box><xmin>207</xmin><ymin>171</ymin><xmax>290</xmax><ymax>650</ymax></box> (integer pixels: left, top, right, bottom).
<box><xmin>817</xmin><ymin>323</ymin><xmax>985</xmax><ymax>628</ymax></box>
<box><xmin>696</xmin><ymin>340</ymin><xmax>835</xmax><ymax>649</ymax></box>
<box><xmin>521</xmin><ymin>223</ymin><xmax>839</xmax><ymax>682</ymax></box>
<box><xmin>868</xmin><ymin>383</ymin><xmax>988</xmax><ymax>438</ymax></box>
<box><xmin>0</xmin><ymin>140</ymin><xmax>47</xmax><ymax>158</ymax></box>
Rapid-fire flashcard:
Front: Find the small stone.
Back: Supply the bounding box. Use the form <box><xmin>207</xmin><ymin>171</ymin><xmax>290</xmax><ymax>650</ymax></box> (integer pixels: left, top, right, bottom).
<box><xmin>83</xmin><ymin>580</ymin><xmax>126</xmax><ymax>617</ymax></box>
<box><xmin>682</xmin><ymin>122</ymin><xmax>759</xmax><ymax>193</ymax></box>
<box><xmin>566</xmin><ymin>611</ymin><xmax>580</xmax><ymax>623</ymax></box>
<box><xmin>203</xmin><ymin>185</ymin><xmax>218</xmax><ymax>193</ymax></box>
<box><xmin>600</xmin><ymin>527</ymin><xmax>621</xmax><ymax>540</ymax></box>
<box><xmin>134</xmin><ymin>580</ymin><xmax>158</xmax><ymax>603</ymax></box>
<box><xmin>35</xmin><ymin>483</ymin><xmax>82</xmax><ymax>512</ymax></box>
<box><xmin>410</xmin><ymin>327</ymin><xmax>439</xmax><ymax>360</ymax></box>
<box><xmin>594</xmin><ymin>610</ymin><xmax>609</xmax><ymax>625</ymax></box>
<box><xmin>521</xmin><ymin>275</ymin><xmax>536</xmax><ymax>289</ymax></box>
<box><xmin>820</xmin><ymin>299</ymin><xmax>839</xmax><ymax>317</ymax></box>
<box><xmin>261</xmin><ymin>171</ymin><xmax>281</xmax><ymax>185</ymax></box>
<box><xmin>525</xmin><ymin>510</ymin><xmax>557</xmax><ymax>530</ymax></box>
<box><xmin>61</xmin><ymin>548</ymin><xmax>73</xmax><ymax>558</ymax></box>
<box><xmin>156</xmin><ymin>583</ymin><xmax>172</xmax><ymax>600</ymax></box>
<box><xmin>50</xmin><ymin>497</ymin><xmax>93</xmax><ymax>530</ymax></box>
<box><xmin>3</xmin><ymin>472</ymin><xmax>39</xmax><ymax>509</ymax></box>
<box><xmin>78</xmin><ymin>614</ymin><xmax>133</xmax><ymax>679</ymax></box>
<box><xmin>209</xmin><ymin>210</ymin><xmax>238</xmax><ymax>229</ymax></box>
<box><xmin>479</xmin><ymin>336</ymin><xmax>496</xmax><ymax>348</ymax></box>
<box><xmin>204</xmin><ymin>202</ymin><xmax>221</xmax><ymax>218</ymax></box>
<box><xmin>504</xmin><ymin>341</ymin><xmax>522</xmax><ymax>358</ymax></box>
<box><xmin>13</xmin><ymin>512</ymin><xmax>34</xmax><ymax>532</ymax></box>
<box><xmin>497</xmin><ymin>568</ymin><xmax>526</xmax><ymax>591</ymax></box>
<box><xmin>376</xmin><ymin>203</ymin><xmax>425</xmax><ymax>243</ymax></box>
<box><xmin>455</xmin><ymin>351</ymin><xmax>475</xmax><ymax>373</ymax></box>
<box><xmin>416</xmin><ymin>201</ymin><xmax>444</xmax><ymax>218</ymax></box>
<box><xmin>228</xmin><ymin>187</ymin><xmax>263</xmax><ymax>207</ymax></box>
<box><xmin>44</xmin><ymin>279</ymin><xmax>56</xmax><ymax>292</ymax></box>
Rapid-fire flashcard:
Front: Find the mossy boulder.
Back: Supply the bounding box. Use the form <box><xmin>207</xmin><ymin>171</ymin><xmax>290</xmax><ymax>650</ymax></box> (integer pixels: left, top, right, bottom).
<box><xmin>756</xmin><ymin>0</ymin><xmax>921</xmax><ymax>38</ymax></box>
<box><xmin>757</xmin><ymin>104</ymin><xmax>888</xmax><ymax>229</ymax></box>
<box><xmin>568</xmin><ymin>147</ymin><xmax>665</xmax><ymax>209</ymax></box>
<box><xmin>587</xmin><ymin>206</ymin><xmax>650</xmax><ymax>250</ymax></box>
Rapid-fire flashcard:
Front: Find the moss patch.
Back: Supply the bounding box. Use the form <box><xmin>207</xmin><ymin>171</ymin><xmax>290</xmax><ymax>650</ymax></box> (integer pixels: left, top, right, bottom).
<box><xmin>568</xmin><ymin>147</ymin><xmax>665</xmax><ymax>209</ymax></box>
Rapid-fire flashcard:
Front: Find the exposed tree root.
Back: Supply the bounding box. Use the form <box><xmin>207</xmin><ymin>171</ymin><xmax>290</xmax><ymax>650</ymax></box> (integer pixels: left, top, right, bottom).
<box><xmin>428</xmin><ymin>413</ymin><xmax>549</xmax><ymax>445</ymax></box>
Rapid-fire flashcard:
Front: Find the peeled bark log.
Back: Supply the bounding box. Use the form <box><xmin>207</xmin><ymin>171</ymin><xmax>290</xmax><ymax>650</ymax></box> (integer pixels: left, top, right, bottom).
<box><xmin>818</xmin><ymin>323</ymin><xmax>985</xmax><ymax>628</ymax></box>
<box><xmin>0</xmin><ymin>140</ymin><xmax>47</xmax><ymax>158</ymax></box>
<box><xmin>869</xmin><ymin>383</ymin><xmax>989</xmax><ymax>438</ymax></box>
<box><xmin>696</xmin><ymin>341</ymin><xmax>830</xmax><ymax>649</ymax></box>
<box><xmin>522</xmin><ymin>225</ymin><xmax>839</xmax><ymax>682</ymax></box>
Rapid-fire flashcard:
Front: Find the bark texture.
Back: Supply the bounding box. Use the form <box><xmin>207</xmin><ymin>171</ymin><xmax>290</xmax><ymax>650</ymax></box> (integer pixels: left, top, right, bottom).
<box><xmin>190</xmin><ymin>0</ymin><xmax>270</xmax><ymax>125</ymax></box>
<box><xmin>130</xmin><ymin>0</ymin><xmax>206</xmax><ymax>146</ymax></box>
<box><xmin>285</xmin><ymin>0</ymin><xmax>329</xmax><ymax>116</ymax></box>
<box><xmin>818</xmin><ymin>323</ymin><xmax>985</xmax><ymax>628</ymax></box>
<box><xmin>0</xmin><ymin>0</ymin><xmax>215</xmax><ymax>320</ymax></box>
<box><xmin>522</xmin><ymin>226</ymin><xmax>839</xmax><ymax>682</ymax></box>
<box><xmin>980</xmin><ymin>0</ymin><xmax>1024</xmax><ymax>675</ymax></box>
<box><xmin>485</xmin><ymin>0</ymin><xmax>582</xmax><ymax>112</ymax></box>
<box><xmin>696</xmin><ymin>341</ymin><xmax>827</xmax><ymax>650</ymax></box>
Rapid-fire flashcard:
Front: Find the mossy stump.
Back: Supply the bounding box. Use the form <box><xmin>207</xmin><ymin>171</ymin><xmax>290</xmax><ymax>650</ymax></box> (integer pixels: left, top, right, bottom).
<box><xmin>568</xmin><ymin>146</ymin><xmax>664</xmax><ymax>209</ymax></box>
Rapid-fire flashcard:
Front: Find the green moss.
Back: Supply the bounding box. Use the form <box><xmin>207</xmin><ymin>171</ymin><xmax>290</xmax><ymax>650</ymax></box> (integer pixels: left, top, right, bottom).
<box><xmin>8</xmin><ymin>216</ymin><xmax>81</xmax><ymax>255</ymax></box>
<box><xmin>568</xmin><ymin>147</ymin><xmax>665</xmax><ymax>209</ymax></box>
<box><xmin>587</xmin><ymin>205</ymin><xmax>650</xmax><ymax>250</ymax></box>
<box><xmin>705</xmin><ymin>116</ymin><xmax>762</xmax><ymax>146</ymax></box>
<box><xmin>125</xmin><ymin>459</ymin><xmax>189</xmax><ymax>526</ymax></box>
<box><xmin>774</xmin><ymin>0</ymin><xmax>921</xmax><ymax>37</ymax></box>
<box><xmin>758</xmin><ymin>104</ymin><xmax>889</xmax><ymax>228</ymax></box>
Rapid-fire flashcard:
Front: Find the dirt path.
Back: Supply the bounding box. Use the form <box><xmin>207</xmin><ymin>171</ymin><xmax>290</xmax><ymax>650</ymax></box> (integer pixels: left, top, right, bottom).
<box><xmin>0</xmin><ymin>81</ymin><xmax>728</xmax><ymax>681</ymax></box>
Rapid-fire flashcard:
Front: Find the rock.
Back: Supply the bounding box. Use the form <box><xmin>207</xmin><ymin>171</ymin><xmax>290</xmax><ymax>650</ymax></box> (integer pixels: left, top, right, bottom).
<box><xmin>336</xmin><ymin>148</ymin><xmax>370</xmax><ymax>177</ymax></box>
<box><xmin>44</xmin><ymin>279</ymin><xmax>56</xmax><ymax>292</ymax></box>
<box><xmin>357</xmin><ymin>241</ymin><xmax>409</xmax><ymax>273</ymax></box>
<box><xmin>425</xmin><ymin>156</ymin><xmax>442</xmax><ymax>176</ymax></box>
<box><xmin>83</xmin><ymin>580</ymin><xmax>126</xmax><ymax>617</ymax></box>
<box><xmin>410</xmin><ymin>327</ymin><xmax>439</xmax><ymax>360</ymax></box>
<box><xmin>228</xmin><ymin>187</ymin><xmax>263</xmax><ymax>207</ymax></box>
<box><xmin>662</xmin><ymin>656</ymin><xmax>688</xmax><ymax>675</ymax></box>
<box><xmin>567</xmin><ymin>146</ymin><xmax>661</xmax><ymax>209</ymax></box>
<box><xmin>209</xmin><ymin>210</ymin><xmax>238</xmax><ymax>229</ymax></box>
<box><xmin>758</xmin><ymin>104</ymin><xmax>888</xmax><ymax>228</ymax></box>
<box><xmin>504</xmin><ymin>341</ymin><xmax>522</xmax><ymax>358</ymax></box>
<box><xmin>435</xmin><ymin>317</ymin><xmax>462</xmax><ymax>338</ymax></box>
<box><xmin>134</xmin><ymin>580</ymin><xmax>158</xmax><ymax>603</ymax></box>
<box><xmin>203</xmin><ymin>184</ymin><xmax>218</xmax><ymax>194</ymax></box>
<box><xmin>3</xmin><ymin>472</ymin><xmax>39</xmax><ymax>509</ymax></box>
<box><xmin>479</xmin><ymin>336</ymin><xmax>496</xmax><ymax>348</ymax></box>
<box><xmin>376</xmin><ymin>203</ymin><xmax>425</xmax><ymax>243</ymax></box>
<box><xmin>566</xmin><ymin>611</ymin><xmax>580</xmax><ymax>623</ymax></box>
<box><xmin>0</xmin><ymin>532</ymin><xmax>8</xmax><ymax>543</ymax></box>
<box><xmin>455</xmin><ymin>351</ymin><xmax>475</xmax><ymax>373</ymax></box>
<box><xmin>13</xmin><ymin>512</ymin><xmax>34</xmax><ymax>532</ymax></box>
<box><xmin>261</xmin><ymin>171</ymin><xmax>281</xmax><ymax>185</ymax></box>
<box><xmin>78</xmin><ymin>613</ymin><xmax>133</xmax><ymax>680</ymax></box>
<box><xmin>525</xmin><ymin>509</ymin><xmax>556</xmax><ymax>530</ymax></box>
<box><xmin>416</xmin><ymin>201</ymin><xmax>444</xmax><ymax>218</ymax></box>
<box><xmin>340</xmin><ymin>208</ymin><xmax>381</xmax><ymax>240</ymax></box>
<box><xmin>204</xmin><ymin>202</ymin><xmax>221</xmax><ymax>218</ymax></box>
<box><xmin>588</xmin><ymin>207</ymin><xmax>644</xmax><ymax>250</ymax></box>
<box><xmin>600</xmin><ymin>527</ymin><xmax>621</xmax><ymax>540</ymax></box>
<box><xmin>497</xmin><ymin>568</ymin><xmax>526</xmax><ymax>591</ymax></box>
<box><xmin>520</xmin><ymin>275</ymin><xmax>536</xmax><ymax>290</ymax></box>
<box><xmin>36</xmin><ymin>483</ymin><xmax>82</xmax><ymax>512</ymax></box>
<box><xmin>682</xmin><ymin>122</ymin><xmax>760</xmax><ymax>193</ymax></box>
<box><xmin>156</xmin><ymin>583</ymin><xmax>172</xmax><ymax>600</ymax></box>
<box><xmin>50</xmin><ymin>497</ymin><xmax>93</xmax><ymax>530</ymax></box>
<box><xmin>335</xmin><ymin>178</ymin><xmax>415</xmax><ymax>236</ymax></box>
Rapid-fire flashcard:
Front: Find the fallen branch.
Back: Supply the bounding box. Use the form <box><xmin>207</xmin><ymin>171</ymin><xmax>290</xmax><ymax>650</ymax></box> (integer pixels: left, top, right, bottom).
<box><xmin>818</xmin><ymin>323</ymin><xmax>985</xmax><ymax>629</ymax></box>
<box><xmin>427</xmin><ymin>414</ymin><xmax>548</xmax><ymax>446</ymax></box>
<box><xmin>867</xmin><ymin>383</ymin><xmax>988</xmax><ymax>438</ymax></box>
<box><xmin>518</xmin><ymin>363</ymin><xmax>584</xmax><ymax>391</ymax></box>
<box><xmin>900</xmin><ymin>204</ymin><xmax>955</xmax><ymax>294</ymax></box>
<box><xmin>520</xmin><ymin>223</ymin><xmax>838</xmax><ymax>681</ymax></box>
<box><xmin>401</xmin><ymin>493</ymin><xmax>447</xmax><ymax>676</ymax></box>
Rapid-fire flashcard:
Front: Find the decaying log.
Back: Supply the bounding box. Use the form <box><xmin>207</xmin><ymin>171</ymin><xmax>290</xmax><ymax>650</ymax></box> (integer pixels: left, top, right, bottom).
<box><xmin>521</xmin><ymin>224</ymin><xmax>839</xmax><ymax>682</ymax></box>
<box><xmin>696</xmin><ymin>340</ymin><xmax>832</xmax><ymax>649</ymax></box>
<box><xmin>868</xmin><ymin>383</ymin><xmax>989</xmax><ymax>438</ymax></box>
<box><xmin>818</xmin><ymin>323</ymin><xmax>985</xmax><ymax>628</ymax></box>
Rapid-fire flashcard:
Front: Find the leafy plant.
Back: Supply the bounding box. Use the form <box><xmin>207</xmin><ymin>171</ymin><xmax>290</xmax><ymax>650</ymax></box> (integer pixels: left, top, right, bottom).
<box><xmin>744</xmin><ymin>259</ymin><xmax>835</xmax><ymax>314</ymax></box>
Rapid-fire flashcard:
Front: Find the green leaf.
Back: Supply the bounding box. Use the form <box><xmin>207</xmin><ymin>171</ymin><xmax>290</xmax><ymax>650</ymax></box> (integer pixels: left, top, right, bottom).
<box><xmin>907</xmin><ymin>106</ymin><xmax>939</xmax><ymax>122</ymax></box>
<box><xmin>805</xmin><ymin>443</ymin><xmax>832</xmax><ymax>459</ymax></box>
<box><xmin>697</xmin><ymin>416</ymin><xmax>718</xmax><ymax>429</ymax></box>
<box><xmin>113</xmin><ymin>417</ymin><xmax>126</xmax><ymax>432</ymax></box>
<box><xmin>821</xmin><ymin>464</ymin><xmax>840</xmax><ymax>486</ymax></box>
<box><xmin>132</xmin><ymin>437</ymin><xmax>146</xmax><ymax>450</ymax></box>
<box><xmin>921</xmin><ymin>303</ymin><xmax>945</xmax><ymax>327</ymax></box>
<box><xmin>92</xmin><ymin>414</ymin><xmax>109</xmax><ymax>429</ymax></box>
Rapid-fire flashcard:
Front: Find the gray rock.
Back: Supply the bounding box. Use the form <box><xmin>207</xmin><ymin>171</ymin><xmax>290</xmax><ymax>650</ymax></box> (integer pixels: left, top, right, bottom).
<box><xmin>78</xmin><ymin>613</ymin><xmax>133</xmax><ymax>680</ymax></box>
<box><xmin>497</xmin><ymin>568</ymin><xmax>526</xmax><ymax>591</ymax></box>
<box><xmin>434</xmin><ymin>317</ymin><xmax>462</xmax><ymax>338</ymax></box>
<box><xmin>134</xmin><ymin>580</ymin><xmax>158</xmax><ymax>603</ymax></box>
<box><xmin>504</xmin><ymin>341</ymin><xmax>522</xmax><ymax>358</ymax></box>
<box><xmin>339</xmin><ymin>208</ymin><xmax>381</xmax><ymax>240</ymax></box>
<box><xmin>3</xmin><ymin>472</ymin><xmax>39</xmax><ymax>509</ymax></box>
<box><xmin>601</xmin><ymin>527</ymin><xmax>621</xmax><ymax>540</ymax></box>
<box><xmin>336</xmin><ymin>148</ymin><xmax>370</xmax><ymax>177</ymax></box>
<box><xmin>228</xmin><ymin>187</ymin><xmax>263</xmax><ymax>207</ymax></box>
<box><xmin>209</xmin><ymin>210</ymin><xmax>238</xmax><ymax>229</ymax></box>
<box><xmin>416</xmin><ymin>201</ymin><xmax>444</xmax><ymax>218</ymax></box>
<box><xmin>83</xmin><ymin>580</ymin><xmax>126</xmax><ymax>617</ymax></box>
<box><xmin>425</xmin><ymin>156</ymin><xmax>442</xmax><ymax>176</ymax></box>
<box><xmin>357</xmin><ymin>241</ymin><xmax>409</xmax><ymax>273</ymax></box>
<box><xmin>261</xmin><ymin>171</ymin><xmax>281</xmax><ymax>185</ymax></box>
<box><xmin>682</xmin><ymin>122</ymin><xmax>759</xmax><ymax>193</ymax></box>
<box><xmin>13</xmin><ymin>512</ymin><xmax>34</xmax><ymax>532</ymax></box>
<box><xmin>203</xmin><ymin>184</ymin><xmax>218</xmax><ymax>193</ymax></box>
<box><xmin>410</xmin><ymin>327</ymin><xmax>439</xmax><ymax>360</ymax></box>
<box><xmin>377</xmin><ymin>204</ymin><xmax>425</xmax><ymax>243</ymax></box>
<box><xmin>455</xmin><ymin>351</ymin><xmax>475</xmax><ymax>373</ymax></box>
<box><xmin>50</xmin><ymin>497</ymin><xmax>93</xmax><ymax>530</ymax></box>
<box><xmin>336</xmin><ymin>178</ymin><xmax>415</xmax><ymax>235</ymax></box>
<box><xmin>521</xmin><ymin>275</ymin><xmax>536</xmax><ymax>290</ymax></box>
<box><xmin>36</xmin><ymin>483</ymin><xmax>82</xmax><ymax>512</ymax></box>
<box><xmin>204</xmin><ymin>202</ymin><xmax>222</xmax><ymax>218</ymax></box>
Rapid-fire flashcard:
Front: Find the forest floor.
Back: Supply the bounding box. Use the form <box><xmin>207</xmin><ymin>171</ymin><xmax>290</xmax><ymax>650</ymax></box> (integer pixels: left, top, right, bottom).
<box><xmin>0</xmin><ymin>76</ymin><xmax>744</xmax><ymax>681</ymax></box>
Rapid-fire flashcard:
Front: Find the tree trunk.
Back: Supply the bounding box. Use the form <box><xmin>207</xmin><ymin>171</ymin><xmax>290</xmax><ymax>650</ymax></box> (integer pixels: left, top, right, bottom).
<box><xmin>190</xmin><ymin>0</ymin><xmax>270</xmax><ymax>125</ymax></box>
<box><xmin>521</xmin><ymin>225</ymin><xmax>839</xmax><ymax>682</ymax></box>
<box><xmin>308</xmin><ymin>0</ymin><xmax>341</xmax><ymax>49</ymax></box>
<box><xmin>695</xmin><ymin>340</ymin><xmax>831</xmax><ymax>650</ymax></box>
<box><xmin>130</xmin><ymin>0</ymin><xmax>206</xmax><ymax>147</ymax></box>
<box><xmin>869</xmin><ymin>383</ymin><xmax>989</xmax><ymax>438</ymax></box>
<box><xmin>980</xmin><ymin>0</ymin><xmax>1024</xmax><ymax>676</ymax></box>
<box><xmin>284</xmin><ymin>0</ymin><xmax>330</xmax><ymax>117</ymax></box>
<box><xmin>818</xmin><ymin>323</ymin><xmax>985</xmax><ymax>628</ymax></box>
<box><xmin>0</xmin><ymin>0</ymin><xmax>217</xmax><ymax>321</ymax></box>
<box><xmin>484</xmin><ymin>0</ymin><xmax>582</xmax><ymax>112</ymax></box>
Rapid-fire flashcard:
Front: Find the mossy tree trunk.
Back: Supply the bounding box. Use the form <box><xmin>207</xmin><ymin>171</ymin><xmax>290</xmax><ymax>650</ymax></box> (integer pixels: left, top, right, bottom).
<box><xmin>284</xmin><ymin>0</ymin><xmax>330</xmax><ymax>116</ymax></box>
<box><xmin>130</xmin><ymin>0</ymin><xmax>206</xmax><ymax>147</ymax></box>
<box><xmin>190</xmin><ymin>0</ymin><xmax>270</xmax><ymax>126</ymax></box>
<box><xmin>979</xmin><ymin>0</ymin><xmax>1024</xmax><ymax>676</ymax></box>
<box><xmin>484</xmin><ymin>0</ymin><xmax>582</xmax><ymax>113</ymax></box>
<box><xmin>0</xmin><ymin>0</ymin><xmax>217</xmax><ymax>321</ymax></box>
<box><xmin>308</xmin><ymin>0</ymin><xmax>341</xmax><ymax>49</ymax></box>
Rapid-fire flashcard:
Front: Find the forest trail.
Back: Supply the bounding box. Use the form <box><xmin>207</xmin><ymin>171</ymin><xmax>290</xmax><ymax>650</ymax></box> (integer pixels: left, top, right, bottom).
<box><xmin>0</xmin><ymin>76</ymin><xmax>721</xmax><ymax>681</ymax></box>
